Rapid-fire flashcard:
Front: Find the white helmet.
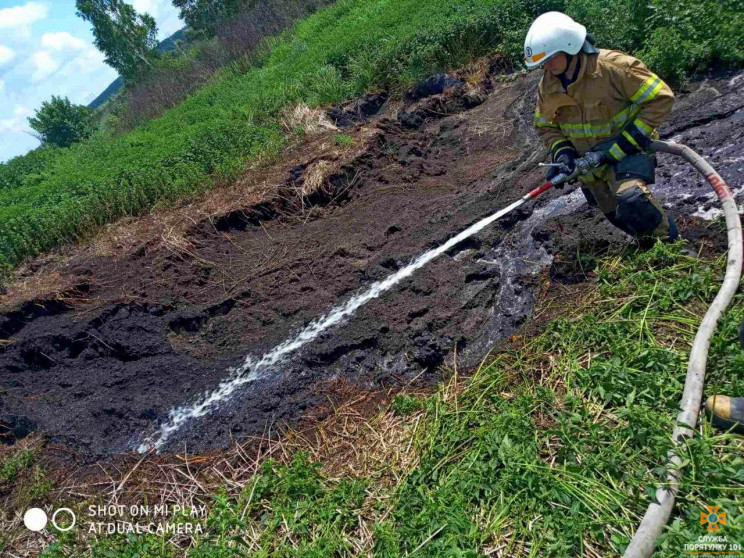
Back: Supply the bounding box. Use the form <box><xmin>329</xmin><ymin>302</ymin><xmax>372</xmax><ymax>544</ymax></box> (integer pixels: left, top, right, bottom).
<box><xmin>523</xmin><ymin>12</ymin><xmax>587</xmax><ymax>69</ymax></box>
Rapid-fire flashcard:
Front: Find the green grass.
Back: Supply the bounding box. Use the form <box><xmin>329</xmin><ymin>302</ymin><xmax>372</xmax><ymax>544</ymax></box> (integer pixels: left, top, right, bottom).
<box><xmin>0</xmin><ymin>448</ymin><xmax>33</xmax><ymax>482</ymax></box>
<box><xmin>31</xmin><ymin>242</ymin><xmax>744</xmax><ymax>556</ymax></box>
<box><xmin>0</xmin><ymin>0</ymin><xmax>741</xmax><ymax>269</ymax></box>
<box><xmin>0</xmin><ymin>0</ymin><xmax>525</xmax><ymax>269</ymax></box>
<box><xmin>0</xmin><ymin>444</ymin><xmax>49</xmax><ymax>556</ymax></box>
<box><xmin>372</xmin><ymin>243</ymin><xmax>744</xmax><ymax>556</ymax></box>
<box><xmin>333</xmin><ymin>133</ymin><xmax>355</xmax><ymax>147</ymax></box>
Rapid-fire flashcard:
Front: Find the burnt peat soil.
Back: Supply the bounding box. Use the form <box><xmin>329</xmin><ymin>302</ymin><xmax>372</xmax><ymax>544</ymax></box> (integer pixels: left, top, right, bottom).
<box><xmin>1</xmin><ymin>65</ymin><xmax>742</xmax><ymax>455</ymax></box>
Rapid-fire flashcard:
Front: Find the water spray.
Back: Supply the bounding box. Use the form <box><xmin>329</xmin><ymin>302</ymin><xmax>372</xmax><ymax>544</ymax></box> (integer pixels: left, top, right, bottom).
<box><xmin>139</xmin><ymin>139</ymin><xmax>742</xmax><ymax>557</ymax></box>
<box><xmin>138</xmin><ymin>158</ymin><xmax>591</xmax><ymax>452</ymax></box>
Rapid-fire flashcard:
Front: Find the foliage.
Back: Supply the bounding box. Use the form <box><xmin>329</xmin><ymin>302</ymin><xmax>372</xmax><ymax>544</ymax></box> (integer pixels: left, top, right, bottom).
<box><xmin>374</xmin><ymin>243</ymin><xmax>744</xmax><ymax>556</ymax></box>
<box><xmin>112</xmin><ymin>0</ymin><xmax>331</xmax><ymax>132</ymax></box>
<box><xmin>638</xmin><ymin>0</ymin><xmax>744</xmax><ymax>85</ymax></box>
<box><xmin>390</xmin><ymin>394</ymin><xmax>423</xmax><ymax>416</ymax></box>
<box><xmin>1</xmin><ymin>0</ymin><xmax>742</xmax><ymax>269</ymax></box>
<box><xmin>76</xmin><ymin>0</ymin><xmax>159</xmax><ymax>82</ymax></box>
<box><xmin>28</xmin><ymin>96</ymin><xmax>95</xmax><ymax>148</ymax></box>
<box><xmin>0</xmin><ymin>448</ymin><xmax>33</xmax><ymax>482</ymax></box>
<box><xmin>0</xmin><ymin>147</ymin><xmax>59</xmax><ymax>191</ymax></box>
<box><xmin>565</xmin><ymin>0</ymin><xmax>652</xmax><ymax>55</ymax></box>
<box><xmin>172</xmin><ymin>0</ymin><xmax>244</xmax><ymax>38</ymax></box>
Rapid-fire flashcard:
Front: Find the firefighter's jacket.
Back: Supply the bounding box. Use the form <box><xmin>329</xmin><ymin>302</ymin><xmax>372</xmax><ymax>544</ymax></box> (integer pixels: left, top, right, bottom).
<box><xmin>534</xmin><ymin>49</ymin><xmax>674</xmax><ymax>175</ymax></box>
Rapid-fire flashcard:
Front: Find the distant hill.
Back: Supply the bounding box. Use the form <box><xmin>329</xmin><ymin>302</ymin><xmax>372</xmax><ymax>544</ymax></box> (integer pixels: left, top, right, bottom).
<box><xmin>88</xmin><ymin>27</ymin><xmax>188</xmax><ymax>109</ymax></box>
<box><xmin>156</xmin><ymin>27</ymin><xmax>188</xmax><ymax>55</ymax></box>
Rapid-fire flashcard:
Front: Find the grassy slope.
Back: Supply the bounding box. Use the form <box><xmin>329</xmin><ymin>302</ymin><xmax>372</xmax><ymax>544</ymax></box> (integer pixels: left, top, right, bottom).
<box><xmin>1</xmin><ymin>0</ymin><xmax>741</xmax><ymax>271</ymax></box>
<box><xmin>4</xmin><ymin>242</ymin><xmax>738</xmax><ymax>557</ymax></box>
<box><xmin>0</xmin><ymin>0</ymin><xmax>525</xmax><ymax>269</ymax></box>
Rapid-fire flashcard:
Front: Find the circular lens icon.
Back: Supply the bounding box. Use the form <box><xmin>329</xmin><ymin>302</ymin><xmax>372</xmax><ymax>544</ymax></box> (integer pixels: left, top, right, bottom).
<box><xmin>24</xmin><ymin>508</ymin><xmax>48</xmax><ymax>532</ymax></box>
<box><xmin>52</xmin><ymin>508</ymin><xmax>76</xmax><ymax>532</ymax></box>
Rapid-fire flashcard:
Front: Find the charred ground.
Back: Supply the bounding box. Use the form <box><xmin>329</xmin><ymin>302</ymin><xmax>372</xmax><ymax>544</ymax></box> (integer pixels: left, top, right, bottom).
<box><xmin>1</xmin><ymin>62</ymin><xmax>742</xmax><ymax>455</ymax></box>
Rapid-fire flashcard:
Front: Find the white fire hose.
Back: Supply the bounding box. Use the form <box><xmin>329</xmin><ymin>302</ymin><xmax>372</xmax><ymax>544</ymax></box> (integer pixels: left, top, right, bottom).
<box><xmin>623</xmin><ymin>140</ymin><xmax>743</xmax><ymax>557</ymax></box>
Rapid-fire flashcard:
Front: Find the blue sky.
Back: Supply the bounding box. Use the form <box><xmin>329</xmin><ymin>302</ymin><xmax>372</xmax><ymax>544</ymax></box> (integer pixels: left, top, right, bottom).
<box><xmin>0</xmin><ymin>0</ymin><xmax>183</xmax><ymax>162</ymax></box>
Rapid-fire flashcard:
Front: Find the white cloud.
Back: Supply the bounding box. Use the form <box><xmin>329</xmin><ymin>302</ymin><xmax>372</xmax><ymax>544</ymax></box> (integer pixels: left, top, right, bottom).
<box><xmin>0</xmin><ymin>104</ymin><xmax>33</xmax><ymax>134</ymax></box>
<box><xmin>67</xmin><ymin>46</ymin><xmax>107</xmax><ymax>76</ymax></box>
<box><xmin>41</xmin><ymin>32</ymin><xmax>87</xmax><ymax>52</ymax></box>
<box><xmin>29</xmin><ymin>35</ymin><xmax>100</xmax><ymax>85</ymax></box>
<box><xmin>0</xmin><ymin>80</ymin><xmax>5</xmax><ymax>94</ymax></box>
<box><xmin>31</xmin><ymin>50</ymin><xmax>59</xmax><ymax>83</ymax></box>
<box><xmin>0</xmin><ymin>45</ymin><xmax>16</xmax><ymax>67</ymax></box>
<box><xmin>132</xmin><ymin>0</ymin><xmax>160</xmax><ymax>17</ymax></box>
<box><xmin>0</xmin><ymin>2</ymin><xmax>48</xmax><ymax>37</ymax></box>
<box><xmin>131</xmin><ymin>0</ymin><xmax>183</xmax><ymax>38</ymax></box>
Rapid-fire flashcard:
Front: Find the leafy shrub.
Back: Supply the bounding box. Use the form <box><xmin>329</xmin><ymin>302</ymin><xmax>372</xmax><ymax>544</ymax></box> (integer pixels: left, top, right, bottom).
<box><xmin>28</xmin><ymin>96</ymin><xmax>94</xmax><ymax>148</ymax></box>
<box><xmin>638</xmin><ymin>0</ymin><xmax>744</xmax><ymax>84</ymax></box>
<box><xmin>565</xmin><ymin>0</ymin><xmax>652</xmax><ymax>55</ymax></box>
<box><xmin>0</xmin><ymin>147</ymin><xmax>60</xmax><ymax>191</ymax></box>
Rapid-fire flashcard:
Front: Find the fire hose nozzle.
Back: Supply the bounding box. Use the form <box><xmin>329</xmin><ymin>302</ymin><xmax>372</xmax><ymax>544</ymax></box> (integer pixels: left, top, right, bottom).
<box><xmin>540</xmin><ymin>152</ymin><xmax>604</xmax><ymax>188</ymax></box>
<box><xmin>575</xmin><ymin>151</ymin><xmax>603</xmax><ymax>173</ymax></box>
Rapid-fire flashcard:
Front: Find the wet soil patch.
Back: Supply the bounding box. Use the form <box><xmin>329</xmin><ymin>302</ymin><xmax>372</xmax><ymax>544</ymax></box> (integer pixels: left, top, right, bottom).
<box><xmin>1</xmin><ymin>67</ymin><xmax>740</xmax><ymax>455</ymax></box>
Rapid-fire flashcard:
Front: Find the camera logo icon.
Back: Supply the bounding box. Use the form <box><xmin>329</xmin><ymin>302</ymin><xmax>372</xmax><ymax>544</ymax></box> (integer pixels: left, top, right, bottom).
<box><xmin>23</xmin><ymin>507</ymin><xmax>76</xmax><ymax>532</ymax></box>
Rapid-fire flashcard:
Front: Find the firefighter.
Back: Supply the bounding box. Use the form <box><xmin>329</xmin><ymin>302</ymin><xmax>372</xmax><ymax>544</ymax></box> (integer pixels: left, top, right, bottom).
<box><xmin>524</xmin><ymin>11</ymin><xmax>678</xmax><ymax>244</ymax></box>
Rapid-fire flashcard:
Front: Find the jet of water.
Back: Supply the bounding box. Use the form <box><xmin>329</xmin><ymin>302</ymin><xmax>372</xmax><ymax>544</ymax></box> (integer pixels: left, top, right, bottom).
<box><xmin>139</xmin><ymin>196</ymin><xmax>526</xmax><ymax>452</ymax></box>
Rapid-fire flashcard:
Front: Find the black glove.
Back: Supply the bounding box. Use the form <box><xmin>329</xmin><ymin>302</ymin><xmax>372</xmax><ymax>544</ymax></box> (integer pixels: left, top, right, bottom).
<box><xmin>546</xmin><ymin>149</ymin><xmax>576</xmax><ymax>187</ymax></box>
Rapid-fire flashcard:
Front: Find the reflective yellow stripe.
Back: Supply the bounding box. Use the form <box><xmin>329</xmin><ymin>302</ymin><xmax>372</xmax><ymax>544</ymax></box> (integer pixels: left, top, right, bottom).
<box><xmin>645</xmin><ymin>79</ymin><xmax>664</xmax><ymax>102</ymax></box>
<box><xmin>611</xmin><ymin>106</ymin><xmax>633</xmax><ymax>128</ymax></box>
<box><xmin>535</xmin><ymin>112</ymin><xmax>558</xmax><ymax>128</ymax></box>
<box><xmin>559</xmin><ymin>121</ymin><xmax>613</xmax><ymax>138</ymax></box>
<box><xmin>622</xmin><ymin>130</ymin><xmax>641</xmax><ymax>150</ymax></box>
<box><xmin>552</xmin><ymin>78</ymin><xmax>664</xmax><ymax>140</ymax></box>
<box><xmin>630</xmin><ymin>75</ymin><xmax>661</xmax><ymax>103</ymax></box>
<box><xmin>609</xmin><ymin>143</ymin><xmax>626</xmax><ymax>161</ymax></box>
<box><xmin>634</xmin><ymin>118</ymin><xmax>654</xmax><ymax>136</ymax></box>
<box><xmin>551</xmin><ymin>139</ymin><xmax>568</xmax><ymax>150</ymax></box>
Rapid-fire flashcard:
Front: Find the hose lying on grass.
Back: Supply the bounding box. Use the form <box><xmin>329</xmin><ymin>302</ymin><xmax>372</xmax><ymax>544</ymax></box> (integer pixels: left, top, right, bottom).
<box><xmin>623</xmin><ymin>140</ymin><xmax>743</xmax><ymax>557</ymax></box>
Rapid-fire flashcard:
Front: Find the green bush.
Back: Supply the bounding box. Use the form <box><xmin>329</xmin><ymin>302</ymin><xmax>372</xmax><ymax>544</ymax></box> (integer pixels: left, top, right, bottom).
<box><xmin>639</xmin><ymin>0</ymin><xmax>744</xmax><ymax>84</ymax></box>
<box><xmin>27</xmin><ymin>96</ymin><xmax>95</xmax><ymax>148</ymax></box>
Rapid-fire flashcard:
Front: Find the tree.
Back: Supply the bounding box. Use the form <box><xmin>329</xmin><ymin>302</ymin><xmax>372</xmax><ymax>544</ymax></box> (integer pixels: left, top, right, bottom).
<box><xmin>28</xmin><ymin>96</ymin><xmax>94</xmax><ymax>148</ymax></box>
<box><xmin>76</xmin><ymin>0</ymin><xmax>159</xmax><ymax>82</ymax></box>
<box><xmin>172</xmin><ymin>0</ymin><xmax>244</xmax><ymax>38</ymax></box>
